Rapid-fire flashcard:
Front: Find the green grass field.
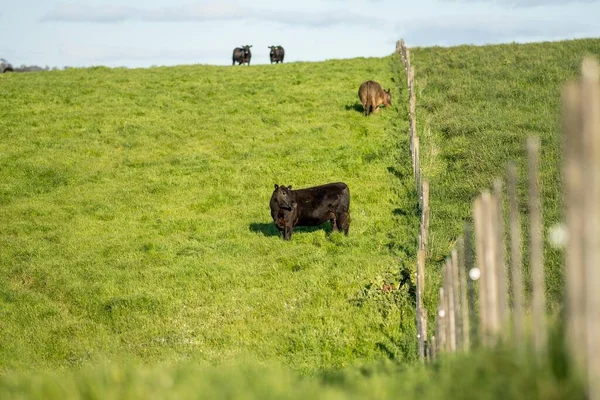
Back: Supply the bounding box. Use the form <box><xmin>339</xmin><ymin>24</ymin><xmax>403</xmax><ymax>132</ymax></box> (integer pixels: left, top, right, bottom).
<box><xmin>412</xmin><ymin>38</ymin><xmax>600</xmax><ymax>310</ymax></box>
<box><xmin>0</xmin><ymin>56</ymin><xmax>419</xmax><ymax>375</ymax></box>
<box><xmin>1</xmin><ymin>38</ymin><xmax>599</xmax><ymax>398</ymax></box>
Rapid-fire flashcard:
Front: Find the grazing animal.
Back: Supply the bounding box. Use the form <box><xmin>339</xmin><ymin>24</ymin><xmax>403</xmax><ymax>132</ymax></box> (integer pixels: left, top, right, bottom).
<box><xmin>358</xmin><ymin>80</ymin><xmax>392</xmax><ymax>116</ymax></box>
<box><xmin>232</xmin><ymin>45</ymin><xmax>252</xmax><ymax>65</ymax></box>
<box><xmin>269</xmin><ymin>182</ymin><xmax>350</xmax><ymax>241</ymax></box>
<box><xmin>0</xmin><ymin>58</ymin><xmax>13</xmax><ymax>73</ymax></box>
<box><xmin>268</xmin><ymin>46</ymin><xmax>285</xmax><ymax>64</ymax></box>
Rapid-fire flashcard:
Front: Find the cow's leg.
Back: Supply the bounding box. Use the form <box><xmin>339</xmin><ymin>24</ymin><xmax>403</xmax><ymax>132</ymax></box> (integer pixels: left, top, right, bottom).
<box><xmin>373</xmin><ymin>104</ymin><xmax>380</xmax><ymax>113</ymax></box>
<box><xmin>329</xmin><ymin>211</ymin><xmax>338</xmax><ymax>232</ymax></box>
<box><xmin>284</xmin><ymin>224</ymin><xmax>294</xmax><ymax>240</ymax></box>
<box><xmin>337</xmin><ymin>212</ymin><xmax>350</xmax><ymax>235</ymax></box>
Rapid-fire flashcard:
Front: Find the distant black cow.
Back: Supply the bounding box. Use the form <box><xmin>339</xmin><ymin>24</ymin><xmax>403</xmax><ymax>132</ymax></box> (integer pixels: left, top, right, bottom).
<box><xmin>0</xmin><ymin>58</ymin><xmax>13</xmax><ymax>73</ymax></box>
<box><xmin>232</xmin><ymin>45</ymin><xmax>252</xmax><ymax>65</ymax></box>
<box><xmin>268</xmin><ymin>46</ymin><xmax>285</xmax><ymax>64</ymax></box>
<box><xmin>270</xmin><ymin>182</ymin><xmax>350</xmax><ymax>240</ymax></box>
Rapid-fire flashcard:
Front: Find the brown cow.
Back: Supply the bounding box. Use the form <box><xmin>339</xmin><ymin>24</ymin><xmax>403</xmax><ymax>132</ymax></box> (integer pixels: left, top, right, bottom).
<box><xmin>358</xmin><ymin>80</ymin><xmax>391</xmax><ymax>116</ymax></box>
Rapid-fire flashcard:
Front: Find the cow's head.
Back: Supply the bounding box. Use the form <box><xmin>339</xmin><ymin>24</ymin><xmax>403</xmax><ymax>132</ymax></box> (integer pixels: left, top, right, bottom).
<box><xmin>383</xmin><ymin>89</ymin><xmax>392</xmax><ymax>107</ymax></box>
<box><xmin>273</xmin><ymin>184</ymin><xmax>294</xmax><ymax>210</ymax></box>
<box><xmin>269</xmin><ymin>46</ymin><xmax>276</xmax><ymax>56</ymax></box>
<box><xmin>243</xmin><ymin>45</ymin><xmax>252</xmax><ymax>56</ymax></box>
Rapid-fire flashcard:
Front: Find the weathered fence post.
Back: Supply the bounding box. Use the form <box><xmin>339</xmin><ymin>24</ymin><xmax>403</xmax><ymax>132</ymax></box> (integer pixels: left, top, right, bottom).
<box><xmin>493</xmin><ymin>179</ymin><xmax>508</xmax><ymax>340</ymax></box>
<box><xmin>507</xmin><ymin>163</ymin><xmax>525</xmax><ymax>354</ymax></box>
<box><xmin>458</xmin><ymin>237</ymin><xmax>470</xmax><ymax>351</ymax></box>
<box><xmin>484</xmin><ymin>192</ymin><xmax>500</xmax><ymax>343</ymax></box>
<box><xmin>527</xmin><ymin>137</ymin><xmax>546</xmax><ymax>362</ymax></box>
<box><xmin>445</xmin><ymin>258</ymin><xmax>457</xmax><ymax>352</ymax></box>
<box><xmin>417</xmin><ymin>249</ymin><xmax>426</xmax><ymax>362</ymax></box>
<box><xmin>421</xmin><ymin>308</ymin><xmax>428</xmax><ymax>362</ymax></box>
<box><xmin>451</xmin><ymin>250</ymin><xmax>461</xmax><ymax>350</ymax></box>
<box><xmin>473</xmin><ymin>196</ymin><xmax>489</xmax><ymax>345</ymax></box>
<box><xmin>562</xmin><ymin>81</ymin><xmax>586</xmax><ymax>376</ymax></box>
<box><xmin>465</xmin><ymin>222</ymin><xmax>477</xmax><ymax>348</ymax></box>
<box><xmin>438</xmin><ymin>287</ymin><xmax>447</xmax><ymax>352</ymax></box>
<box><xmin>580</xmin><ymin>57</ymin><xmax>600</xmax><ymax>400</ymax></box>
<box><xmin>422</xmin><ymin>181</ymin><xmax>430</xmax><ymax>252</ymax></box>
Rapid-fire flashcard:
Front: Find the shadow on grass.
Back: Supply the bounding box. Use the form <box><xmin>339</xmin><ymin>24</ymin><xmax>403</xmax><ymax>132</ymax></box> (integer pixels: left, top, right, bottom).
<box><xmin>249</xmin><ymin>223</ymin><xmax>279</xmax><ymax>237</ymax></box>
<box><xmin>249</xmin><ymin>222</ymin><xmax>334</xmax><ymax>237</ymax></box>
<box><xmin>345</xmin><ymin>103</ymin><xmax>364</xmax><ymax>114</ymax></box>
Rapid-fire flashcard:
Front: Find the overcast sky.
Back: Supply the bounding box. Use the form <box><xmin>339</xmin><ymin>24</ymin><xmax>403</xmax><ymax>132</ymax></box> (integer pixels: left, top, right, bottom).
<box><xmin>1</xmin><ymin>0</ymin><xmax>598</xmax><ymax>68</ymax></box>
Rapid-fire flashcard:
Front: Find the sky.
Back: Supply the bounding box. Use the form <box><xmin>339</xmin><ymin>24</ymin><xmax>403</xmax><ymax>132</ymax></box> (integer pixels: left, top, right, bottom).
<box><xmin>0</xmin><ymin>0</ymin><xmax>598</xmax><ymax>68</ymax></box>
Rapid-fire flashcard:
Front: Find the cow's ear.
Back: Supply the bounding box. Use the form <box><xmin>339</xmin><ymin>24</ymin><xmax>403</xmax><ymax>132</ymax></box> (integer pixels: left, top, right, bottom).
<box><xmin>287</xmin><ymin>185</ymin><xmax>292</xmax><ymax>190</ymax></box>
<box><xmin>274</xmin><ymin>184</ymin><xmax>279</xmax><ymax>190</ymax></box>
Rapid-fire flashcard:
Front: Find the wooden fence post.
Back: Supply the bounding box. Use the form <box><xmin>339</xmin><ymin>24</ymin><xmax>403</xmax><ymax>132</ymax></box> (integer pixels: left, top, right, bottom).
<box><xmin>414</xmin><ymin>135</ymin><xmax>420</xmax><ymax>184</ymax></box>
<box><xmin>421</xmin><ymin>308</ymin><xmax>428</xmax><ymax>362</ymax></box>
<box><xmin>451</xmin><ymin>250</ymin><xmax>461</xmax><ymax>350</ymax></box>
<box><xmin>422</xmin><ymin>181</ymin><xmax>430</xmax><ymax>252</ymax></box>
<box><xmin>581</xmin><ymin>57</ymin><xmax>600</xmax><ymax>400</ymax></box>
<box><xmin>445</xmin><ymin>258</ymin><xmax>457</xmax><ymax>352</ymax></box>
<box><xmin>458</xmin><ymin>237</ymin><xmax>470</xmax><ymax>351</ymax></box>
<box><xmin>484</xmin><ymin>192</ymin><xmax>500</xmax><ymax>342</ymax></box>
<box><xmin>493</xmin><ymin>179</ymin><xmax>508</xmax><ymax>340</ymax></box>
<box><xmin>417</xmin><ymin>249</ymin><xmax>426</xmax><ymax>362</ymax></box>
<box><xmin>473</xmin><ymin>196</ymin><xmax>488</xmax><ymax>345</ymax></box>
<box><xmin>507</xmin><ymin>163</ymin><xmax>525</xmax><ymax>354</ymax></box>
<box><xmin>438</xmin><ymin>287</ymin><xmax>447</xmax><ymax>352</ymax></box>
<box><xmin>527</xmin><ymin>136</ymin><xmax>546</xmax><ymax>362</ymax></box>
<box><xmin>465</xmin><ymin>222</ymin><xmax>477</xmax><ymax>347</ymax></box>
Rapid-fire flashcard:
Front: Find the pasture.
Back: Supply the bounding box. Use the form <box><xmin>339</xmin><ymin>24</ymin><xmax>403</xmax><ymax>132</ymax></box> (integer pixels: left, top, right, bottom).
<box><xmin>1</xmin><ymin>38</ymin><xmax>599</xmax><ymax>398</ymax></box>
<box><xmin>0</xmin><ymin>56</ymin><xmax>418</xmax><ymax>374</ymax></box>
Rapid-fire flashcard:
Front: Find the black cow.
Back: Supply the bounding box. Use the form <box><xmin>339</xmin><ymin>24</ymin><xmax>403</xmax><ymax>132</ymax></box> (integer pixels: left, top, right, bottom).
<box><xmin>0</xmin><ymin>58</ymin><xmax>13</xmax><ymax>73</ymax></box>
<box><xmin>232</xmin><ymin>45</ymin><xmax>252</xmax><ymax>65</ymax></box>
<box><xmin>268</xmin><ymin>46</ymin><xmax>285</xmax><ymax>64</ymax></box>
<box><xmin>270</xmin><ymin>182</ymin><xmax>350</xmax><ymax>240</ymax></box>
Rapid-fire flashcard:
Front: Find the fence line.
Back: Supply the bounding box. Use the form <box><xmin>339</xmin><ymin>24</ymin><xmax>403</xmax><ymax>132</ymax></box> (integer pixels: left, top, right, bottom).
<box><xmin>396</xmin><ymin>39</ymin><xmax>430</xmax><ymax>361</ymax></box>
<box><xmin>395</xmin><ymin>40</ymin><xmax>600</xmax><ymax>397</ymax></box>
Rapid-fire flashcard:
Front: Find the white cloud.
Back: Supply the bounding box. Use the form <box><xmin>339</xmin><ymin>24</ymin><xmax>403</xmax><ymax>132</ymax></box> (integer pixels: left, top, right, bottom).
<box><xmin>40</xmin><ymin>4</ymin><xmax>138</xmax><ymax>23</ymax></box>
<box><xmin>40</xmin><ymin>2</ymin><xmax>387</xmax><ymax>28</ymax></box>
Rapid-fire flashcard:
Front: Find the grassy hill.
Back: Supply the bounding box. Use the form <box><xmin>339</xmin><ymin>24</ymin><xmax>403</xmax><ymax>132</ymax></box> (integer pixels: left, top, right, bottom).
<box><xmin>0</xmin><ymin>56</ymin><xmax>418</xmax><ymax>374</ymax></box>
<box><xmin>412</xmin><ymin>38</ymin><xmax>600</xmax><ymax>309</ymax></box>
<box><xmin>1</xmin><ymin>38</ymin><xmax>599</xmax><ymax>398</ymax></box>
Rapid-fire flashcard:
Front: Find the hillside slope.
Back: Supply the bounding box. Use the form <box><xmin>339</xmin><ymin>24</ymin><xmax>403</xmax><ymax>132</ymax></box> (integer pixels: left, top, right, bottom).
<box><xmin>412</xmin><ymin>38</ymin><xmax>600</xmax><ymax>308</ymax></box>
<box><xmin>0</xmin><ymin>56</ymin><xmax>418</xmax><ymax>372</ymax></box>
